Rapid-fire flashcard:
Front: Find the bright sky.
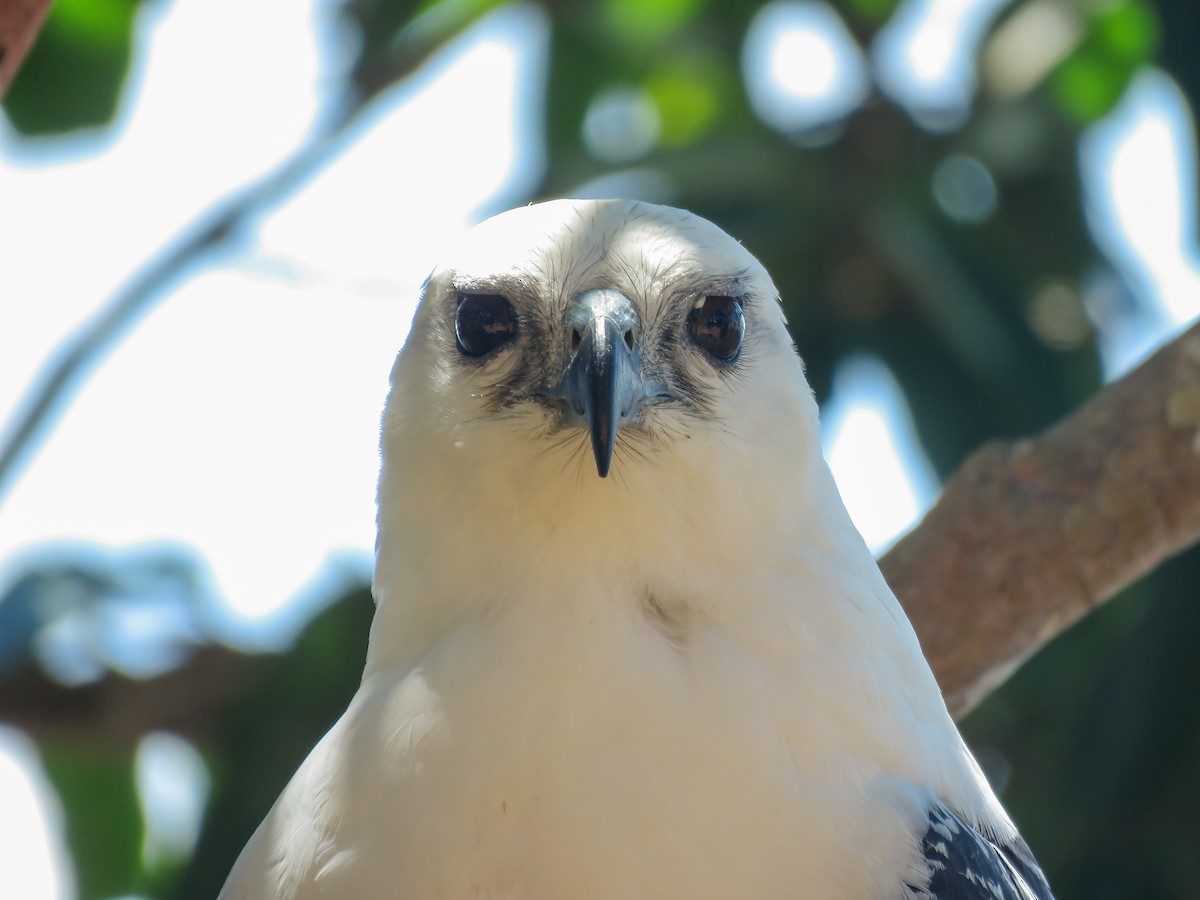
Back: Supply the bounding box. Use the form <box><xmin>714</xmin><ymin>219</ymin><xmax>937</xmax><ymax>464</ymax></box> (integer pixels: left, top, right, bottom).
<box><xmin>1</xmin><ymin>0</ymin><xmax>1197</xmax><ymax>896</ymax></box>
<box><xmin>0</xmin><ymin>0</ymin><xmax>547</xmax><ymax>633</ymax></box>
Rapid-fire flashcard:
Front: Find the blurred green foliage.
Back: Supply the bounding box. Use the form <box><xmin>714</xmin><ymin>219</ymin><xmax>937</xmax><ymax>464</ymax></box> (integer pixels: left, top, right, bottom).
<box><xmin>43</xmin><ymin>745</ymin><xmax>144</xmax><ymax>897</ymax></box>
<box><xmin>4</xmin><ymin>0</ymin><xmax>145</xmax><ymax>134</ymax></box>
<box><xmin>3</xmin><ymin>0</ymin><xmax>1199</xmax><ymax>897</ymax></box>
<box><xmin>1053</xmin><ymin>0</ymin><xmax>1159</xmax><ymax>122</ymax></box>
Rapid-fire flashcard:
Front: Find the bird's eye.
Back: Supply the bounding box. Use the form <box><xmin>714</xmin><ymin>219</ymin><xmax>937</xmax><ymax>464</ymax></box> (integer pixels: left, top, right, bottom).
<box><xmin>455</xmin><ymin>293</ymin><xmax>518</xmax><ymax>357</ymax></box>
<box><xmin>686</xmin><ymin>295</ymin><xmax>744</xmax><ymax>361</ymax></box>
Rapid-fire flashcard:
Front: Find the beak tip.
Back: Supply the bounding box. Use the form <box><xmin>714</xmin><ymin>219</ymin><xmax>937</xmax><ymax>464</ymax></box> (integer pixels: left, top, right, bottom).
<box><xmin>591</xmin><ymin>430</ymin><xmax>614</xmax><ymax>479</ymax></box>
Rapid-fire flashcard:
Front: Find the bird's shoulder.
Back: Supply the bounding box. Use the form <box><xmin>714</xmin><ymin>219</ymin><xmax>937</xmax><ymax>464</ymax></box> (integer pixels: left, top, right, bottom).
<box><xmin>906</xmin><ymin>801</ymin><xmax>1054</xmax><ymax>900</ymax></box>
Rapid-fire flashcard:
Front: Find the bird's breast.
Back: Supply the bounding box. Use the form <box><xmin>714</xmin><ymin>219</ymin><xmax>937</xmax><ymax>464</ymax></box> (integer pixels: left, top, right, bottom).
<box><xmin>322</xmin><ymin>589</ymin><xmax>930</xmax><ymax>899</ymax></box>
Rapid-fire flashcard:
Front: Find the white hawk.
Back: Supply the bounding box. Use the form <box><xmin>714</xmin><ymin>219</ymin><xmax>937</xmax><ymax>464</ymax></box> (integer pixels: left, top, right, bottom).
<box><xmin>220</xmin><ymin>199</ymin><xmax>1054</xmax><ymax>900</ymax></box>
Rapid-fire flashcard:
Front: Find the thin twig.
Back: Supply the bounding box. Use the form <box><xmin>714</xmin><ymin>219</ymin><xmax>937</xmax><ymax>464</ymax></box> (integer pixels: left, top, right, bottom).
<box><xmin>0</xmin><ymin>0</ymin><xmax>498</xmax><ymax>504</ymax></box>
<box><xmin>0</xmin><ymin>105</ymin><xmax>355</xmax><ymax>503</ymax></box>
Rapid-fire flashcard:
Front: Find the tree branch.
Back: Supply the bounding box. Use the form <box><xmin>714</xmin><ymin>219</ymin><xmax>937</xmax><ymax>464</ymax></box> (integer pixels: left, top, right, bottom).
<box><xmin>0</xmin><ymin>0</ymin><xmax>52</xmax><ymax>95</ymax></box>
<box><xmin>881</xmin><ymin>320</ymin><xmax>1200</xmax><ymax>717</ymax></box>
<box><xmin>0</xmin><ymin>645</ymin><xmax>264</xmax><ymax>748</ymax></box>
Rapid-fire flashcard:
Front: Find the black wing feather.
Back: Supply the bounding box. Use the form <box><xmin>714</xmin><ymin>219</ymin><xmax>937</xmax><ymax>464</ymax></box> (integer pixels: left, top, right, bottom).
<box><xmin>907</xmin><ymin>802</ymin><xmax>1054</xmax><ymax>900</ymax></box>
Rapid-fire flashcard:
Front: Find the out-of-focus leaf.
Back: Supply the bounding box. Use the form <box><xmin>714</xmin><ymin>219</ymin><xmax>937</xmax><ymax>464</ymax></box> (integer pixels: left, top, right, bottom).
<box><xmin>3</xmin><ymin>0</ymin><xmax>140</xmax><ymax>135</ymax></box>
<box><xmin>645</xmin><ymin>53</ymin><xmax>731</xmax><ymax>146</ymax></box>
<box><xmin>843</xmin><ymin>0</ymin><xmax>901</xmax><ymax>26</ymax></box>
<box><xmin>1049</xmin><ymin>0</ymin><xmax>1159</xmax><ymax>122</ymax></box>
<box><xmin>1095</xmin><ymin>0</ymin><xmax>1158</xmax><ymax>63</ymax></box>
<box><xmin>600</xmin><ymin>0</ymin><xmax>707</xmax><ymax>47</ymax></box>
<box><xmin>41</xmin><ymin>743</ymin><xmax>143</xmax><ymax>898</ymax></box>
<box><xmin>1052</xmin><ymin>49</ymin><xmax>1130</xmax><ymax>122</ymax></box>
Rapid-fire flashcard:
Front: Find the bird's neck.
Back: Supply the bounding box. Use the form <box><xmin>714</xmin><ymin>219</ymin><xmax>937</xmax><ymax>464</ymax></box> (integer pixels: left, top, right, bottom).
<box><xmin>368</xmin><ymin>435</ymin><xmax>885</xmax><ymax>676</ymax></box>
<box><xmin>365</xmin><ymin>433</ymin><xmax>1013</xmax><ymax>837</ymax></box>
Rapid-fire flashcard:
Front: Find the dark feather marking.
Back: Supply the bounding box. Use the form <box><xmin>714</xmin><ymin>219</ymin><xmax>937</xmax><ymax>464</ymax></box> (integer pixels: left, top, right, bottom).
<box><xmin>907</xmin><ymin>803</ymin><xmax>1054</xmax><ymax>900</ymax></box>
<box><xmin>641</xmin><ymin>591</ymin><xmax>688</xmax><ymax>649</ymax></box>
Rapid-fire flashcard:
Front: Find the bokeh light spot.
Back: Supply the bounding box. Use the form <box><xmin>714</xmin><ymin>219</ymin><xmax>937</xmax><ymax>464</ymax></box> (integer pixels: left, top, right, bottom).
<box><xmin>932</xmin><ymin>153</ymin><xmax>997</xmax><ymax>223</ymax></box>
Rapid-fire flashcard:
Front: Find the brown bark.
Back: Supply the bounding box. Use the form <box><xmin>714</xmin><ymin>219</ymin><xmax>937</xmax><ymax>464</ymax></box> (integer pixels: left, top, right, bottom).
<box><xmin>0</xmin><ymin>0</ymin><xmax>52</xmax><ymax>95</ymax></box>
<box><xmin>881</xmin><ymin>320</ymin><xmax>1200</xmax><ymax>717</ymax></box>
<box><xmin>0</xmin><ymin>645</ymin><xmax>262</xmax><ymax>748</ymax></box>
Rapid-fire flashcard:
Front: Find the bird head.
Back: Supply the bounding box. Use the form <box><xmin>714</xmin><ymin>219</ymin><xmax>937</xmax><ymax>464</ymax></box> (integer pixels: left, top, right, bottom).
<box><xmin>371</xmin><ymin>199</ymin><xmax>835</xmax><ymax>642</ymax></box>
<box><xmin>383</xmin><ymin>199</ymin><xmax>818</xmax><ymax>487</ymax></box>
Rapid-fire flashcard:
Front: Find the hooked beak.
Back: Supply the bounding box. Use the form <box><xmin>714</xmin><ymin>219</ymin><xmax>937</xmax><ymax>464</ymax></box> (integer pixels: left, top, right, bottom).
<box><xmin>553</xmin><ymin>290</ymin><xmax>660</xmax><ymax>478</ymax></box>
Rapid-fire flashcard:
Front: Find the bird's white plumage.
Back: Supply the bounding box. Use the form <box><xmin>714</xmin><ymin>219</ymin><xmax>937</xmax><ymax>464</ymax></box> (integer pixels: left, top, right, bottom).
<box><xmin>220</xmin><ymin>199</ymin><xmax>1026</xmax><ymax>899</ymax></box>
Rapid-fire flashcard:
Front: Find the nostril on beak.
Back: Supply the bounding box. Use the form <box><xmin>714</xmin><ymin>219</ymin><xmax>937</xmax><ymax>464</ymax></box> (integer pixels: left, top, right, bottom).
<box><xmin>571</xmin><ymin>329</ymin><xmax>582</xmax><ymax>351</ymax></box>
<box><xmin>624</xmin><ymin>329</ymin><xmax>635</xmax><ymax>351</ymax></box>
